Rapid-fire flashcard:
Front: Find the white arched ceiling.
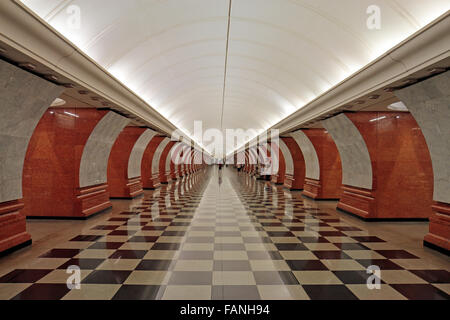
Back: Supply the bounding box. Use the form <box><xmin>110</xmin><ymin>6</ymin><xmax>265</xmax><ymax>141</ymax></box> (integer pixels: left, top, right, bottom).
<box><xmin>22</xmin><ymin>0</ymin><xmax>450</xmax><ymax>154</ymax></box>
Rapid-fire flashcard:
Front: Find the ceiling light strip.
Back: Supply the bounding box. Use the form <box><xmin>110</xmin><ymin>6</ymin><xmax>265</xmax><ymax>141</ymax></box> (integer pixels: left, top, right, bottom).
<box><xmin>220</xmin><ymin>0</ymin><xmax>232</xmax><ymax>134</ymax></box>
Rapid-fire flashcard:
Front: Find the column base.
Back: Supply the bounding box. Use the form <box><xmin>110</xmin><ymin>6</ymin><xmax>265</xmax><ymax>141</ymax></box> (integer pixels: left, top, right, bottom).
<box><xmin>283</xmin><ymin>174</ymin><xmax>293</xmax><ymax>189</ymax></box>
<box><xmin>126</xmin><ymin>177</ymin><xmax>144</xmax><ymax>198</ymax></box>
<box><xmin>0</xmin><ymin>200</ymin><xmax>32</xmax><ymax>255</ymax></box>
<box><xmin>109</xmin><ymin>178</ymin><xmax>143</xmax><ymax>199</ymax></box>
<box><xmin>424</xmin><ymin>240</ymin><xmax>449</xmax><ymax>256</ymax></box>
<box><xmin>303</xmin><ymin>178</ymin><xmax>322</xmax><ymax>199</ymax></box>
<box><xmin>301</xmin><ymin>178</ymin><xmax>339</xmax><ymax>199</ymax></box>
<box><xmin>160</xmin><ymin>172</ymin><xmax>172</xmax><ymax>184</ymax></box>
<box><xmin>143</xmin><ymin>174</ymin><xmax>161</xmax><ymax>189</ymax></box>
<box><xmin>424</xmin><ymin>202</ymin><xmax>450</xmax><ymax>254</ymax></box>
<box><xmin>0</xmin><ymin>239</ymin><xmax>32</xmax><ymax>258</ymax></box>
<box><xmin>271</xmin><ymin>174</ymin><xmax>283</xmax><ymax>185</ymax></box>
<box><xmin>337</xmin><ymin>185</ymin><xmax>376</xmax><ymax>219</ymax></box>
<box><xmin>75</xmin><ymin>184</ymin><xmax>112</xmax><ymax>218</ymax></box>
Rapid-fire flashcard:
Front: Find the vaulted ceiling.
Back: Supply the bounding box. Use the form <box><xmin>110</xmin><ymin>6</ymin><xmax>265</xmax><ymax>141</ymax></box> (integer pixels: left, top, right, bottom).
<box><xmin>20</xmin><ymin>0</ymin><xmax>450</xmax><ymax>155</ymax></box>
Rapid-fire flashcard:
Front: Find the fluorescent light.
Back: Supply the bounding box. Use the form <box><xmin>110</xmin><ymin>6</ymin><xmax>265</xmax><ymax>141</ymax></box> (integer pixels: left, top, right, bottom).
<box><xmin>369</xmin><ymin>116</ymin><xmax>387</xmax><ymax>122</ymax></box>
<box><xmin>64</xmin><ymin>111</ymin><xmax>79</xmax><ymax>118</ymax></box>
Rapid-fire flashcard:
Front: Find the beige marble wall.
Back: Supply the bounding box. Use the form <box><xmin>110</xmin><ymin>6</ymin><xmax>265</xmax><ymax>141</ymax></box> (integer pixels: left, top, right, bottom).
<box><xmin>395</xmin><ymin>71</ymin><xmax>450</xmax><ymax>203</ymax></box>
<box><xmin>79</xmin><ymin>112</ymin><xmax>129</xmax><ymax>188</ymax></box>
<box><xmin>166</xmin><ymin>142</ymin><xmax>180</xmax><ymax>171</ymax></box>
<box><xmin>323</xmin><ymin>114</ymin><xmax>373</xmax><ymax>190</ymax></box>
<box><xmin>180</xmin><ymin>144</ymin><xmax>192</xmax><ymax>165</ymax></box>
<box><xmin>278</xmin><ymin>139</ymin><xmax>294</xmax><ymax>175</ymax></box>
<box><xmin>152</xmin><ymin>138</ymin><xmax>170</xmax><ymax>174</ymax></box>
<box><xmin>0</xmin><ymin>60</ymin><xmax>63</xmax><ymax>203</ymax></box>
<box><xmin>128</xmin><ymin>129</ymin><xmax>157</xmax><ymax>179</ymax></box>
<box><xmin>289</xmin><ymin>131</ymin><xmax>320</xmax><ymax>180</ymax></box>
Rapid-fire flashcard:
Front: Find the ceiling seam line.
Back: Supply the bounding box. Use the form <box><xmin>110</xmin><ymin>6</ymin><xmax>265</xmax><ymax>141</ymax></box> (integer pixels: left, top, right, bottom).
<box><xmin>220</xmin><ymin>0</ymin><xmax>232</xmax><ymax>136</ymax></box>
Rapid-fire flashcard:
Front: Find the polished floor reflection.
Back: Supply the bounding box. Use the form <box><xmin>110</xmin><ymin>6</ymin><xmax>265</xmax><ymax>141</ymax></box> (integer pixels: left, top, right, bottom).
<box><xmin>0</xmin><ymin>167</ymin><xmax>449</xmax><ymax>300</ymax></box>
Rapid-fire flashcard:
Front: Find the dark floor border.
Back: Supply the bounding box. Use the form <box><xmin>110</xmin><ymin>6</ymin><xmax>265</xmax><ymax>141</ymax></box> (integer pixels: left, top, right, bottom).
<box><xmin>424</xmin><ymin>240</ymin><xmax>450</xmax><ymax>256</ymax></box>
<box><xmin>336</xmin><ymin>208</ymin><xmax>429</xmax><ymax>222</ymax></box>
<box><xmin>26</xmin><ymin>206</ymin><xmax>112</xmax><ymax>221</ymax></box>
<box><xmin>0</xmin><ymin>239</ymin><xmax>32</xmax><ymax>258</ymax></box>
<box><xmin>110</xmin><ymin>193</ymin><xmax>144</xmax><ymax>200</ymax></box>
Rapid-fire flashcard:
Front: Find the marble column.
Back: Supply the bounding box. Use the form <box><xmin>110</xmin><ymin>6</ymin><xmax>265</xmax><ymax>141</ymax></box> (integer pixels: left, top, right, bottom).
<box><xmin>141</xmin><ymin>136</ymin><xmax>167</xmax><ymax>189</ymax></box>
<box><xmin>78</xmin><ymin>111</ymin><xmax>129</xmax><ymax>215</ymax></box>
<box><xmin>107</xmin><ymin>127</ymin><xmax>156</xmax><ymax>198</ymax></box>
<box><xmin>169</xmin><ymin>142</ymin><xmax>183</xmax><ymax>180</ymax></box>
<box><xmin>290</xmin><ymin>131</ymin><xmax>320</xmax><ymax>194</ymax></box>
<box><xmin>278</xmin><ymin>138</ymin><xmax>295</xmax><ymax>188</ymax></box>
<box><xmin>290</xmin><ymin>129</ymin><xmax>342</xmax><ymax>199</ymax></box>
<box><xmin>282</xmin><ymin>136</ymin><xmax>306</xmax><ymax>190</ymax></box>
<box><xmin>323</xmin><ymin>112</ymin><xmax>433</xmax><ymax>220</ymax></box>
<box><xmin>0</xmin><ymin>60</ymin><xmax>63</xmax><ymax>254</ymax></box>
<box><xmin>270</xmin><ymin>140</ymin><xmax>291</xmax><ymax>185</ymax></box>
<box><xmin>159</xmin><ymin>141</ymin><xmax>177</xmax><ymax>183</ymax></box>
<box><xmin>395</xmin><ymin>70</ymin><xmax>450</xmax><ymax>252</ymax></box>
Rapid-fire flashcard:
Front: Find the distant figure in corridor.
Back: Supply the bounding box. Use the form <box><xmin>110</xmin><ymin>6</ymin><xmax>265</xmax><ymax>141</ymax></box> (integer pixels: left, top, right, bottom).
<box><xmin>218</xmin><ymin>163</ymin><xmax>223</xmax><ymax>184</ymax></box>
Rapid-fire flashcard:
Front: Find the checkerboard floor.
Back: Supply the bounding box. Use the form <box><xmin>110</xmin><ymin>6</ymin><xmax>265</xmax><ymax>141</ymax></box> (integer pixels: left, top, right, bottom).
<box><xmin>0</xmin><ymin>168</ymin><xmax>449</xmax><ymax>300</ymax></box>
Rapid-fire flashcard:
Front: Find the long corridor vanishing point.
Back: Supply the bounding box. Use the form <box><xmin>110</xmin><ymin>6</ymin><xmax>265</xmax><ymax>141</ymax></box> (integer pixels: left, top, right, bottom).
<box><xmin>0</xmin><ymin>1</ymin><xmax>449</xmax><ymax>311</ymax></box>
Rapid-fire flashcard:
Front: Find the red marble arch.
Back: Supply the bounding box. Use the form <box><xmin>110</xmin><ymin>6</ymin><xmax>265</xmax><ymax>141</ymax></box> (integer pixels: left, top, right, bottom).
<box><xmin>174</xmin><ymin>145</ymin><xmax>183</xmax><ymax>178</ymax></box>
<box><xmin>243</xmin><ymin>150</ymin><xmax>250</xmax><ymax>173</ymax></box>
<box><xmin>185</xmin><ymin>148</ymin><xmax>192</xmax><ymax>175</ymax></box>
<box><xmin>337</xmin><ymin>112</ymin><xmax>434</xmax><ymax>220</ymax></box>
<box><xmin>159</xmin><ymin>141</ymin><xmax>177</xmax><ymax>183</ymax></box>
<box><xmin>188</xmin><ymin>151</ymin><xmax>195</xmax><ymax>174</ymax></box>
<box><xmin>194</xmin><ymin>150</ymin><xmax>203</xmax><ymax>172</ymax></box>
<box><xmin>246</xmin><ymin>148</ymin><xmax>257</xmax><ymax>174</ymax></box>
<box><xmin>281</xmin><ymin>136</ymin><xmax>306</xmax><ymax>190</ymax></box>
<box><xmin>178</xmin><ymin>146</ymin><xmax>192</xmax><ymax>177</ymax></box>
<box><xmin>22</xmin><ymin>108</ymin><xmax>112</xmax><ymax>218</ymax></box>
<box><xmin>244</xmin><ymin>151</ymin><xmax>250</xmax><ymax>173</ymax></box>
<box><xmin>233</xmin><ymin>152</ymin><xmax>238</xmax><ymax>167</ymax></box>
<box><xmin>191</xmin><ymin>149</ymin><xmax>197</xmax><ymax>173</ymax></box>
<box><xmin>191</xmin><ymin>151</ymin><xmax>196</xmax><ymax>173</ymax></box>
<box><xmin>170</xmin><ymin>143</ymin><xmax>185</xmax><ymax>180</ymax></box>
<box><xmin>302</xmin><ymin>129</ymin><xmax>342</xmax><ymax>199</ymax></box>
<box><xmin>141</xmin><ymin>135</ymin><xmax>165</xmax><ymax>189</ymax></box>
<box><xmin>107</xmin><ymin>126</ymin><xmax>145</xmax><ymax>199</ymax></box>
<box><xmin>248</xmin><ymin>145</ymin><xmax>265</xmax><ymax>176</ymax></box>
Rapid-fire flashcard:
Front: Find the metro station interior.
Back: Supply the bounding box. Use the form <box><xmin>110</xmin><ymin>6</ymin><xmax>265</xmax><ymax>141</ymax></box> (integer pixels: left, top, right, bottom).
<box><xmin>0</xmin><ymin>0</ymin><xmax>449</xmax><ymax>302</ymax></box>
